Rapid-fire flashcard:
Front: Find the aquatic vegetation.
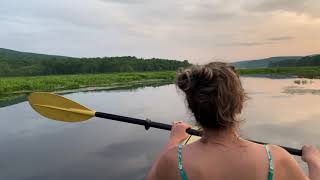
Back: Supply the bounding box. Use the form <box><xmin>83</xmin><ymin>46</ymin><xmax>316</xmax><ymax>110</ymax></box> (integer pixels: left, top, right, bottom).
<box><xmin>0</xmin><ymin>71</ymin><xmax>176</xmax><ymax>99</ymax></box>
<box><xmin>2</xmin><ymin>66</ymin><xmax>320</xmax><ymax>101</ymax></box>
<box><xmin>294</xmin><ymin>80</ymin><xmax>301</xmax><ymax>85</ymax></box>
<box><xmin>284</xmin><ymin>87</ymin><xmax>320</xmax><ymax>95</ymax></box>
<box><xmin>294</xmin><ymin>79</ymin><xmax>309</xmax><ymax>85</ymax></box>
<box><xmin>239</xmin><ymin>66</ymin><xmax>320</xmax><ymax>79</ymax></box>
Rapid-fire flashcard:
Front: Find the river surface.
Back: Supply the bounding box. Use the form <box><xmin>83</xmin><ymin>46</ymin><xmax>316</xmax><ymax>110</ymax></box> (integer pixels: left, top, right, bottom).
<box><xmin>0</xmin><ymin>77</ymin><xmax>320</xmax><ymax>179</ymax></box>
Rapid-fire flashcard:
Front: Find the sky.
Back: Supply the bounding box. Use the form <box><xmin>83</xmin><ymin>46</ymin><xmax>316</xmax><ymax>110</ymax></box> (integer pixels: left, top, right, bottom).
<box><xmin>0</xmin><ymin>0</ymin><xmax>319</xmax><ymax>63</ymax></box>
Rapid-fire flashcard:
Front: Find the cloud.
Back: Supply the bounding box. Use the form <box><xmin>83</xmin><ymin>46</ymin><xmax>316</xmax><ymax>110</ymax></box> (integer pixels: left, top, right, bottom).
<box><xmin>216</xmin><ymin>35</ymin><xmax>295</xmax><ymax>47</ymax></box>
<box><xmin>0</xmin><ymin>0</ymin><xmax>319</xmax><ymax>62</ymax></box>
<box><xmin>187</xmin><ymin>11</ymin><xmax>236</xmax><ymax>22</ymax></box>
<box><xmin>243</xmin><ymin>118</ymin><xmax>320</xmax><ymax>146</ymax></box>
<box><xmin>247</xmin><ymin>0</ymin><xmax>320</xmax><ymax>18</ymax></box>
<box><xmin>217</xmin><ymin>42</ymin><xmax>272</xmax><ymax>47</ymax></box>
<box><xmin>267</xmin><ymin>36</ymin><xmax>295</xmax><ymax>41</ymax></box>
<box><xmin>249</xmin><ymin>0</ymin><xmax>304</xmax><ymax>12</ymax></box>
<box><xmin>182</xmin><ymin>1</ymin><xmax>238</xmax><ymax>22</ymax></box>
<box><xmin>99</xmin><ymin>0</ymin><xmax>146</xmax><ymax>5</ymax></box>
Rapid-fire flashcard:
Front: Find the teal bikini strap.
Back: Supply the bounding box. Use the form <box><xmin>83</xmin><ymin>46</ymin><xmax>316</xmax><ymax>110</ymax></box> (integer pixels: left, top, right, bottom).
<box><xmin>264</xmin><ymin>145</ymin><xmax>274</xmax><ymax>180</ymax></box>
<box><xmin>178</xmin><ymin>144</ymin><xmax>188</xmax><ymax>180</ymax></box>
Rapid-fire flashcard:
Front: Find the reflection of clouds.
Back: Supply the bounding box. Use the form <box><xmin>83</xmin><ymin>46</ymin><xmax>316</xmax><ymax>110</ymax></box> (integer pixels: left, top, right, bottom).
<box><xmin>241</xmin><ymin>119</ymin><xmax>320</xmax><ymax>173</ymax></box>
<box><xmin>284</xmin><ymin>88</ymin><xmax>320</xmax><ymax>95</ymax></box>
<box><xmin>245</xmin><ymin>91</ymin><xmax>267</xmax><ymax>95</ymax></box>
<box><xmin>242</xmin><ymin>118</ymin><xmax>320</xmax><ymax>147</ymax></box>
<box><xmin>0</xmin><ymin>117</ymin><xmax>167</xmax><ymax>180</ymax></box>
<box><xmin>270</xmin><ymin>95</ymin><xmax>291</xmax><ymax>98</ymax></box>
<box><xmin>239</xmin><ymin>77</ymin><xmax>320</xmax><ymax>173</ymax></box>
<box><xmin>242</xmin><ymin>122</ymin><xmax>320</xmax><ymax>147</ymax></box>
<box><xmin>48</xmin><ymin>138</ymin><xmax>166</xmax><ymax>180</ymax></box>
<box><xmin>22</xmin><ymin>165</ymin><xmax>149</xmax><ymax>180</ymax></box>
<box><xmin>2</xmin><ymin>78</ymin><xmax>320</xmax><ymax>179</ymax></box>
<box><xmin>242</xmin><ymin>77</ymin><xmax>292</xmax><ymax>94</ymax></box>
<box><xmin>242</xmin><ymin>117</ymin><xmax>320</xmax><ymax>172</ymax></box>
<box><xmin>95</xmin><ymin>139</ymin><xmax>159</xmax><ymax>157</ymax></box>
<box><xmin>242</xmin><ymin>77</ymin><xmax>320</xmax><ymax>124</ymax></box>
<box><xmin>93</xmin><ymin>139</ymin><xmax>162</xmax><ymax>177</ymax></box>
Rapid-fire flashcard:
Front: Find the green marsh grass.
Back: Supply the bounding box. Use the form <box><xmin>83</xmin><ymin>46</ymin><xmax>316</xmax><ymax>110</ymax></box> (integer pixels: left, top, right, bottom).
<box><xmin>2</xmin><ymin>66</ymin><xmax>320</xmax><ymax>102</ymax></box>
<box><xmin>0</xmin><ymin>71</ymin><xmax>176</xmax><ymax>98</ymax></box>
<box><xmin>239</xmin><ymin>66</ymin><xmax>320</xmax><ymax>78</ymax></box>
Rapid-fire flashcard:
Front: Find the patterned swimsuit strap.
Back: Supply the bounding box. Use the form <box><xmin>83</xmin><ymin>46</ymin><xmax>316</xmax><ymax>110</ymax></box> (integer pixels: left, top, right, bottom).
<box><xmin>178</xmin><ymin>144</ymin><xmax>188</xmax><ymax>180</ymax></box>
<box><xmin>265</xmin><ymin>145</ymin><xmax>274</xmax><ymax>180</ymax></box>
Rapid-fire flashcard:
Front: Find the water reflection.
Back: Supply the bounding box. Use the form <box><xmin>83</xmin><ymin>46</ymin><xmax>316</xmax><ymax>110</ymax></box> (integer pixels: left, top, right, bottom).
<box><xmin>0</xmin><ymin>95</ymin><xmax>27</xmax><ymax>108</ymax></box>
<box><xmin>285</xmin><ymin>78</ymin><xmax>320</xmax><ymax>95</ymax></box>
<box><xmin>0</xmin><ymin>81</ymin><xmax>172</xmax><ymax>108</ymax></box>
<box><xmin>0</xmin><ymin>77</ymin><xmax>319</xmax><ymax>179</ymax></box>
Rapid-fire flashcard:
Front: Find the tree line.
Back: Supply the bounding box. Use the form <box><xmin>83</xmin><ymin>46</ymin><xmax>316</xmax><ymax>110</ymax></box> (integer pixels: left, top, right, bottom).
<box><xmin>269</xmin><ymin>55</ymin><xmax>320</xmax><ymax>67</ymax></box>
<box><xmin>0</xmin><ymin>48</ymin><xmax>191</xmax><ymax>76</ymax></box>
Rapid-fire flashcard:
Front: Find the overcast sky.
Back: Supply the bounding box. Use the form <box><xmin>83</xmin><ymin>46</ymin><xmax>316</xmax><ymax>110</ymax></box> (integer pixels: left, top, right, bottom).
<box><xmin>0</xmin><ymin>0</ymin><xmax>319</xmax><ymax>63</ymax></box>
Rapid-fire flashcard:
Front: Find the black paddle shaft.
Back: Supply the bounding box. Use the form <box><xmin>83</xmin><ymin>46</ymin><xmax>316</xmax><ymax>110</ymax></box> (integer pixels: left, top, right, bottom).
<box><xmin>95</xmin><ymin>112</ymin><xmax>302</xmax><ymax>156</ymax></box>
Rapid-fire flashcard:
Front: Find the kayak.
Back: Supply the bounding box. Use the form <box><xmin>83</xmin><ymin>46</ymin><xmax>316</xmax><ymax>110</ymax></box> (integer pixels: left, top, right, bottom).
<box><xmin>184</xmin><ymin>127</ymin><xmax>201</xmax><ymax>144</ymax></box>
<box><xmin>185</xmin><ymin>134</ymin><xmax>200</xmax><ymax>144</ymax></box>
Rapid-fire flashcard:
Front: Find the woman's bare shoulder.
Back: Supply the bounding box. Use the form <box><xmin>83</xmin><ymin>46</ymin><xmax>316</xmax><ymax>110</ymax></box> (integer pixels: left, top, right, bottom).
<box><xmin>268</xmin><ymin>145</ymin><xmax>292</xmax><ymax>158</ymax></box>
<box><xmin>268</xmin><ymin>144</ymin><xmax>308</xmax><ymax>180</ymax></box>
<box><xmin>151</xmin><ymin>146</ymin><xmax>180</xmax><ymax>180</ymax></box>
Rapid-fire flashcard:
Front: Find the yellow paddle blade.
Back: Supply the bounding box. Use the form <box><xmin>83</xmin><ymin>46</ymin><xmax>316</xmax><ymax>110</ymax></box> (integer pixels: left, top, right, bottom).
<box><xmin>28</xmin><ymin>92</ymin><xmax>96</xmax><ymax>122</ymax></box>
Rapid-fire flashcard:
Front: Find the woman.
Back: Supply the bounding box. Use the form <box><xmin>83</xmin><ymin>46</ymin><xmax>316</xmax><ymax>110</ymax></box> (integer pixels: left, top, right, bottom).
<box><xmin>147</xmin><ymin>62</ymin><xmax>320</xmax><ymax>180</ymax></box>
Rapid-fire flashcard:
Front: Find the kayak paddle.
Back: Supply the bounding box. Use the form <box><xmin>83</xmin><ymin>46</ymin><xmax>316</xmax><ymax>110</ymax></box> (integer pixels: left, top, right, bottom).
<box><xmin>28</xmin><ymin>92</ymin><xmax>302</xmax><ymax>156</ymax></box>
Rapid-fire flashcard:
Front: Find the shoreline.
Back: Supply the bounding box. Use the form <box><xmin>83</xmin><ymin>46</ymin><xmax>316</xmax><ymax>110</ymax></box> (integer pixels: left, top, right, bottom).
<box><xmin>0</xmin><ymin>71</ymin><xmax>177</xmax><ymax>104</ymax></box>
<box><xmin>240</xmin><ymin>74</ymin><xmax>298</xmax><ymax>79</ymax></box>
<box><xmin>0</xmin><ymin>71</ymin><xmax>176</xmax><ymax>95</ymax></box>
<box><xmin>0</xmin><ymin>79</ymin><xmax>173</xmax><ymax>107</ymax></box>
<box><xmin>2</xmin><ymin>67</ymin><xmax>320</xmax><ymax>104</ymax></box>
<box><xmin>239</xmin><ymin>66</ymin><xmax>320</xmax><ymax>79</ymax></box>
<box><xmin>54</xmin><ymin>79</ymin><xmax>173</xmax><ymax>94</ymax></box>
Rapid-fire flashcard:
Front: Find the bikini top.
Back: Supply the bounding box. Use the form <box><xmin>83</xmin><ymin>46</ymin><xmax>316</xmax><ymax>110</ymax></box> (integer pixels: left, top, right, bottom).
<box><xmin>177</xmin><ymin>144</ymin><xmax>274</xmax><ymax>180</ymax></box>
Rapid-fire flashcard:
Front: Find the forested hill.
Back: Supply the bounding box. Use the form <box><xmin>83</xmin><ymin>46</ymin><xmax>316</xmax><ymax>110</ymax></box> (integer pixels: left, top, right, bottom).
<box><xmin>269</xmin><ymin>55</ymin><xmax>320</xmax><ymax>67</ymax></box>
<box><xmin>233</xmin><ymin>54</ymin><xmax>320</xmax><ymax>69</ymax></box>
<box><xmin>0</xmin><ymin>48</ymin><xmax>69</xmax><ymax>61</ymax></box>
<box><xmin>0</xmin><ymin>48</ymin><xmax>191</xmax><ymax>76</ymax></box>
<box><xmin>232</xmin><ymin>56</ymin><xmax>301</xmax><ymax>69</ymax></box>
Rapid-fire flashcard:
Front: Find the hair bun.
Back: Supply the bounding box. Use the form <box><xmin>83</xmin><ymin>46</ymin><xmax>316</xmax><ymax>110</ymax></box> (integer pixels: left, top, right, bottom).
<box><xmin>176</xmin><ymin>68</ymin><xmax>193</xmax><ymax>93</ymax></box>
<box><xmin>175</xmin><ymin>62</ymin><xmax>247</xmax><ymax>130</ymax></box>
<box><xmin>176</xmin><ymin>65</ymin><xmax>214</xmax><ymax>94</ymax></box>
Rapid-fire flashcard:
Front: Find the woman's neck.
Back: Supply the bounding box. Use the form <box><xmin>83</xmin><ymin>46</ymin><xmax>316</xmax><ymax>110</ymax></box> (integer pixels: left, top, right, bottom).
<box><xmin>200</xmin><ymin>127</ymin><xmax>242</xmax><ymax>146</ymax></box>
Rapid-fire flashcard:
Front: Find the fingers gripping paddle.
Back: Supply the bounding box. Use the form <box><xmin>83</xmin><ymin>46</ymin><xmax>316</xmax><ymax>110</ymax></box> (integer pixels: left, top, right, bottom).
<box><xmin>28</xmin><ymin>92</ymin><xmax>302</xmax><ymax>156</ymax></box>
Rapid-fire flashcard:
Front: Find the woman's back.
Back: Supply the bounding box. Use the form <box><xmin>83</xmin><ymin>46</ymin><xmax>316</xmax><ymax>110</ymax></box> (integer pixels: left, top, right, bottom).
<box><xmin>157</xmin><ymin>139</ymin><xmax>306</xmax><ymax>180</ymax></box>
<box><xmin>179</xmin><ymin>140</ymin><xmax>270</xmax><ymax>180</ymax></box>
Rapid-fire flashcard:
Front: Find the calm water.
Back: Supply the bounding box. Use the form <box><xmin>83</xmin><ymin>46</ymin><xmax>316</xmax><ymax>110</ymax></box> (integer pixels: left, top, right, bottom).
<box><xmin>1</xmin><ymin>77</ymin><xmax>320</xmax><ymax>179</ymax></box>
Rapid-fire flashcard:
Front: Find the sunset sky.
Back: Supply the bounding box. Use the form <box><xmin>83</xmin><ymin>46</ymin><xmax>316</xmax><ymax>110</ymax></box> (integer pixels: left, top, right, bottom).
<box><xmin>0</xmin><ymin>0</ymin><xmax>319</xmax><ymax>63</ymax></box>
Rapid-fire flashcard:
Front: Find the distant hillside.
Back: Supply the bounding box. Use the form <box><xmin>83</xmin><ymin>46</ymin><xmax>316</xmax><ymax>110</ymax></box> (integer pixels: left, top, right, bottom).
<box><xmin>0</xmin><ymin>48</ymin><xmax>70</xmax><ymax>61</ymax></box>
<box><xmin>269</xmin><ymin>55</ymin><xmax>320</xmax><ymax>67</ymax></box>
<box><xmin>0</xmin><ymin>48</ymin><xmax>191</xmax><ymax>77</ymax></box>
<box><xmin>232</xmin><ymin>56</ymin><xmax>301</xmax><ymax>69</ymax></box>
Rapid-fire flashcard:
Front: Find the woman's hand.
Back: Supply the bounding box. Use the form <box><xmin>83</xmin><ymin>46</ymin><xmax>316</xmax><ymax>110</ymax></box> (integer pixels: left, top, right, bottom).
<box><xmin>169</xmin><ymin>121</ymin><xmax>192</xmax><ymax>144</ymax></box>
<box><xmin>302</xmin><ymin>144</ymin><xmax>320</xmax><ymax>167</ymax></box>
